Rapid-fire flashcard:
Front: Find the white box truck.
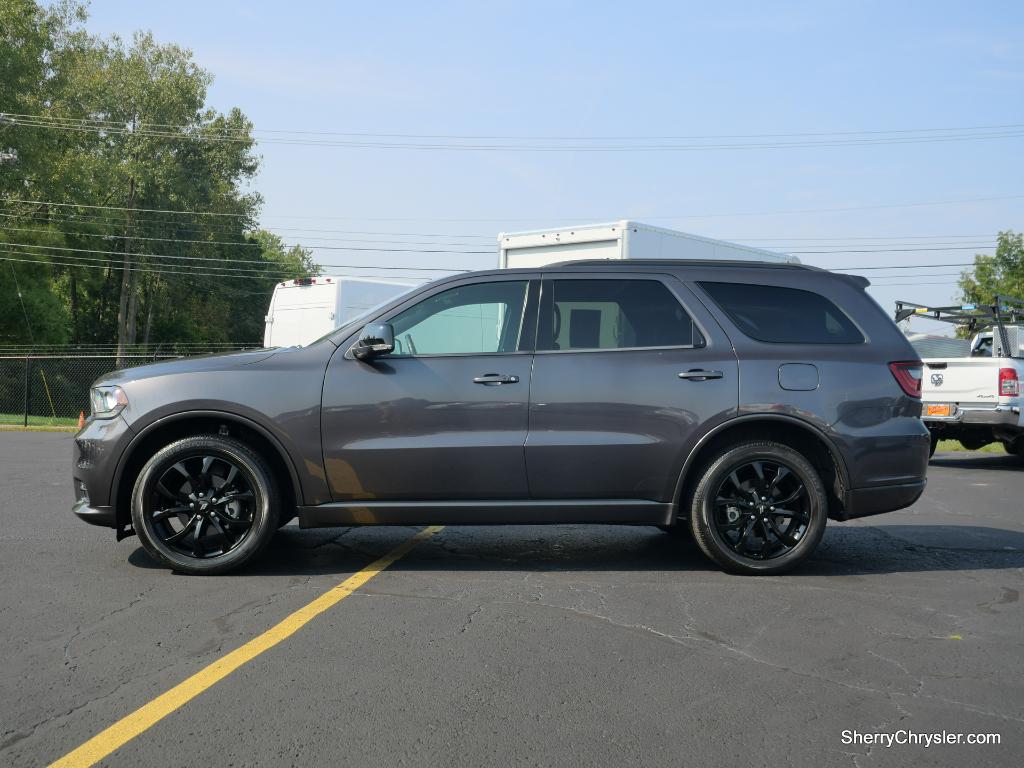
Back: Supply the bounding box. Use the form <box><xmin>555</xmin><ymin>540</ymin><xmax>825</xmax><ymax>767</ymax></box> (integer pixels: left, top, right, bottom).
<box><xmin>263</xmin><ymin>276</ymin><xmax>421</xmax><ymax>347</ymax></box>
<box><xmin>497</xmin><ymin>220</ymin><xmax>797</xmax><ymax>268</ymax></box>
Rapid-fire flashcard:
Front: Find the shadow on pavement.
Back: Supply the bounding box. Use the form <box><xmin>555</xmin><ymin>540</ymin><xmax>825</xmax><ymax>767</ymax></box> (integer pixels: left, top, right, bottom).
<box><xmin>930</xmin><ymin>453</ymin><xmax>1023</xmax><ymax>471</ymax></box>
<box><xmin>128</xmin><ymin>523</ymin><xmax>1024</xmax><ymax>578</ymax></box>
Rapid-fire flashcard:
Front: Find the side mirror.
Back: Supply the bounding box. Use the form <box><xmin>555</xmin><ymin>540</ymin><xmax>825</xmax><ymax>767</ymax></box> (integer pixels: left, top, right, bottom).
<box><xmin>352</xmin><ymin>322</ymin><xmax>395</xmax><ymax>360</ymax></box>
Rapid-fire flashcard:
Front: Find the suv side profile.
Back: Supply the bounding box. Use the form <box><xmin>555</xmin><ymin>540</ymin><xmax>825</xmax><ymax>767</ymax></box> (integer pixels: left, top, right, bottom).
<box><xmin>72</xmin><ymin>260</ymin><xmax>929</xmax><ymax>576</ymax></box>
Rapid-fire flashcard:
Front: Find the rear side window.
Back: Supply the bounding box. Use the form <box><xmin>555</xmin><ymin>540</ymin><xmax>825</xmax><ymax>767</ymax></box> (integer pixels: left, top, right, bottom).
<box><xmin>539</xmin><ymin>279</ymin><xmax>703</xmax><ymax>351</ymax></box>
<box><xmin>699</xmin><ymin>281</ymin><xmax>864</xmax><ymax>344</ymax></box>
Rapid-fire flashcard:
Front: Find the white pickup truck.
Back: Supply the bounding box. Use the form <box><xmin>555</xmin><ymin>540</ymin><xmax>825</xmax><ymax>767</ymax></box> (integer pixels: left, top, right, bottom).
<box><xmin>897</xmin><ymin>298</ymin><xmax>1024</xmax><ymax>458</ymax></box>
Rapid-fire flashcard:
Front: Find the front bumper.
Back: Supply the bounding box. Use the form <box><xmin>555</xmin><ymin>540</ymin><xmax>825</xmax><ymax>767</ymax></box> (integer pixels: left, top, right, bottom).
<box><xmin>836</xmin><ymin>480</ymin><xmax>927</xmax><ymax>521</ymax></box>
<box><xmin>72</xmin><ymin>414</ymin><xmax>135</xmax><ymax>531</ymax></box>
<box><xmin>72</xmin><ymin>498</ymin><xmax>117</xmax><ymax>527</ymax></box>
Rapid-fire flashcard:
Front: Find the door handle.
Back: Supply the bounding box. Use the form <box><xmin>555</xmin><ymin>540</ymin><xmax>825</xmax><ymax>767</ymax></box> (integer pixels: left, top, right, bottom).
<box><xmin>473</xmin><ymin>373</ymin><xmax>520</xmax><ymax>385</ymax></box>
<box><xmin>678</xmin><ymin>369</ymin><xmax>724</xmax><ymax>381</ymax></box>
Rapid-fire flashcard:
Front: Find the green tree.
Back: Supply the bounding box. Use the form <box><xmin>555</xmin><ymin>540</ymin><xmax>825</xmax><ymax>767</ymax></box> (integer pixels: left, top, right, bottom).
<box><xmin>1</xmin><ymin>2</ymin><xmax>319</xmax><ymax>353</ymax></box>
<box><xmin>960</xmin><ymin>230</ymin><xmax>1024</xmax><ymax>306</ymax></box>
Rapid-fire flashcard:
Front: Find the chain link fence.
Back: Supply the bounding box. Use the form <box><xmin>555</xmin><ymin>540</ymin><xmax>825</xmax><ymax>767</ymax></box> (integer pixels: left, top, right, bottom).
<box><xmin>0</xmin><ymin>349</ymin><xmax>253</xmax><ymax>428</ymax></box>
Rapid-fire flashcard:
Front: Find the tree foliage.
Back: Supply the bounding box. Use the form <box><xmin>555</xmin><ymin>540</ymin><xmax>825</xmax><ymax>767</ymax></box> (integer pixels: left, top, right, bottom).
<box><xmin>0</xmin><ymin>0</ymin><xmax>318</xmax><ymax>352</ymax></box>
<box><xmin>959</xmin><ymin>230</ymin><xmax>1024</xmax><ymax>306</ymax></box>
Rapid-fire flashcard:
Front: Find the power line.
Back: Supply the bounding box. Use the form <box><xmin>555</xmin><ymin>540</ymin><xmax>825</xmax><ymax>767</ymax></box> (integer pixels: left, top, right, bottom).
<box><xmin>6</xmin><ymin>114</ymin><xmax>1024</xmax><ymax>151</ymax></box>
<box><xmin>0</xmin><ymin>253</ymin><xmax>433</xmax><ymax>282</ymax></box>
<box><xmin>789</xmin><ymin>245</ymin><xmax>995</xmax><ymax>254</ymax></box>
<box><xmin>8</xmin><ymin>112</ymin><xmax>1024</xmax><ymax>141</ymax></box>
<box><xmin>0</xmin><ymin>237</ymin><xmax>490</xmax><ymax>260</ymax></box>
<box><xmin>1</xmin><ymin>222</ymin><xmax>1001</xmax><ymax>253</ymax></box>
<box><xmin>0</xmin><ymin>210</ymin><xmax>497</xmax><ymax>240</ymax></box>
<box><xmin>2</xmin><ymin>197</ymin><xmax>251</xmax><ymax>218</ymax></box>
<box><xmin>830</xmin><ymin>262</ymin><xmax>977</xmax><ymax>270</ymax></box>
<box><xmin>5</xmin><ymin>193</ymin><xmax>1023</xmax><ymax>224</ymax></box>
<box><xmin>0</xmin><ymin>223</ymin><xmax>493</xmax><ymax>250</ymax></box>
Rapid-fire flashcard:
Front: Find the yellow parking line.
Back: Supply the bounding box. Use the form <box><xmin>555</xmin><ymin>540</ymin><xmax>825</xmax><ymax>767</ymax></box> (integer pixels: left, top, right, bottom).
<box><xmin>49</xmin><ymin>525</ymin><xmax>444</xmax><ymax>768</ymax></box>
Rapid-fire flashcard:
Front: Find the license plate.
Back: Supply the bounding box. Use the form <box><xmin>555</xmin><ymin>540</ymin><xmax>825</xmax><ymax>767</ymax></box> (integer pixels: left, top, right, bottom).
<box><xmin>926</xmin><ymin>404</ymin><xmax>952</xmax><ymax>417</ymax></box>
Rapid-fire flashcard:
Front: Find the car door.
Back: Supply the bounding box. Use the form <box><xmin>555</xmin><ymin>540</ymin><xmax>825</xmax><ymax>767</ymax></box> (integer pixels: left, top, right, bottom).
<box><xmin>525</xmin><ymin>273</ymin><xmax>738</xmax><ymax>502</ymax></box>
<box><xmin>321</xmin><ymin>274</ymin><xmax>539</xmax><ymax>501</ymax></box>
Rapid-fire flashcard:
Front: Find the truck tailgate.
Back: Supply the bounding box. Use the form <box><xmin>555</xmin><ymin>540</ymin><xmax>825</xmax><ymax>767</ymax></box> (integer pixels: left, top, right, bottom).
<box><xmin>922</xmin><ymin>358</ymin><xmax>999</xmax><ymax>406</ymax></box>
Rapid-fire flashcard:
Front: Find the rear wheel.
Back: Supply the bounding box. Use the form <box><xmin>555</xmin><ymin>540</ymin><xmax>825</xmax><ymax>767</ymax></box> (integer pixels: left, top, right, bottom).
<box><xmin>929</xmin><ymin>432</ymin><xmax>939</xmax><ymax>458</ymax></box>
<box><xmin>689</xmin><ymin>441</ymin><xmax>827</xmax><ymax>575</ymax></box>
<box><xmin>131</xmin><ymin>435</ymin><xmax>280</xmax><ymax>575</ymax></box>
<box><xmin>1003</xmin><ymin>439</ymin><xmax>1024</xmax><ymax>458</ymax></box>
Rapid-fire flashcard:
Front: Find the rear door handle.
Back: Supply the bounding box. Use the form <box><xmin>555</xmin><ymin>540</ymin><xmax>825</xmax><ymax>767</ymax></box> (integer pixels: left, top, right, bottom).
<box><xmin>678</xmin><ymin>369</ymin><xmax>724</xmax><ymax>381</ymax></box>
<box><xmin>473</xmin><ymin>373</ymin><xmax>520</xmax><ymax>385</ymax></box>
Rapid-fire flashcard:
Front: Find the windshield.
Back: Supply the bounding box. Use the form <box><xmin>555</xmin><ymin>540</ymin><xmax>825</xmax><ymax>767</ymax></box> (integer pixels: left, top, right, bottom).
<box><xmin>303</xmin><ymin>284</ymin><xmax>423</xmax><ymax>347</ymax></box>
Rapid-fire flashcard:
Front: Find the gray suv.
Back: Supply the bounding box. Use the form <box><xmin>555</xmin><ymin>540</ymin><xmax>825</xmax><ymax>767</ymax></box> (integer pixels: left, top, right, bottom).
<box><xmin>72</xmin><ymin>260</ymin><xmax>929</xmax><ymax>576</ymax></box>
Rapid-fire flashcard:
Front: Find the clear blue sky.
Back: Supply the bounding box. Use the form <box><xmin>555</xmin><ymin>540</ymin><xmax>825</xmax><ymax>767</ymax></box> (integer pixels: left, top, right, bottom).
<box><xmin>79</xmin><ymin>0</ymin><xmax>1024</xmax><ymax>328</ymax></box>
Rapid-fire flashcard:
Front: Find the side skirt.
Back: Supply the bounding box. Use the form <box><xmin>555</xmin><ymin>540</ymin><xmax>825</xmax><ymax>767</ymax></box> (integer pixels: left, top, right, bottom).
<box><xmin>296</xmin><ymin>499</ymin><xmax>674</xmax><ymax>528</ymax></box>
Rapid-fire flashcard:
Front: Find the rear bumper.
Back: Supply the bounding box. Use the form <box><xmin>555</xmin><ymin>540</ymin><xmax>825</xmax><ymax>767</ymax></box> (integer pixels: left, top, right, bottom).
<box><xmin>836</xmin><ymin>480</ymin><xmax>926</xmax><ymax>521</ymax></box>
<box><xmin>924</xmin><ymin>405</ymin><xmax>1021</xmax><ymax>428</ymax></box>
<box><xmin>72</xmin><ymin>498</ymin><xmax>117</xmax><ymax>528</ymax></box>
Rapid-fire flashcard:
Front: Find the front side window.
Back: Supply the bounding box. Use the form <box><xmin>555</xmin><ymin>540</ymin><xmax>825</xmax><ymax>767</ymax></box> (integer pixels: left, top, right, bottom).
<box><xmin>698</xmin><ymin>281</ymin><xmax>864</xmax><ymax>344</ymax></box>
<box><xmin>538</xmin><ymin>279</ymin><xmax>702</xmax><ymax>351</ymax></box>
<box><xmin>388</xmin><ymin>280</ymin><xmax>529</xmax><ymax>356</ymax></box>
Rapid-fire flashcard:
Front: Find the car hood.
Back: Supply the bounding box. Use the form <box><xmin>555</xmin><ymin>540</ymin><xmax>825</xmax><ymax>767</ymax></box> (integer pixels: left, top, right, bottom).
<box><xmin>97</xmin><ymin>348</ymin><xmax>280</xmax><ymax>386</ymax></box>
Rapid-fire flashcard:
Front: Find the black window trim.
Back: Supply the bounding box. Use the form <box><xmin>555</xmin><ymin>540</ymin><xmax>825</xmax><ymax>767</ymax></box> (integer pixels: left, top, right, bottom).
<box><xmin>695</xmin><ymin>279</ymin><xmax>867</xmax><ymax>346</ymax></box>
<box><xmin>535</xmin><ymin>273</ymin><xmax>708</xmax><ymax>355</ymax></box>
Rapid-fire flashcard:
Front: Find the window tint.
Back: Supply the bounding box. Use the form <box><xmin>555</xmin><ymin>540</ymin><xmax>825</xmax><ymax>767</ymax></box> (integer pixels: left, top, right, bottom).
<box><xmin>539</xmin><ymin>279</ymin><xmax>702</xmax><ymax>351</ymax></box>
<box><xmin>699</xmin><ymin>281</ymin><xmax>864</xmax><ymax>344</ymax></box>
<box><xmin>389</xmin><ymin>281</ymin><xmax>529</xmax><ymax>356</ymax></box>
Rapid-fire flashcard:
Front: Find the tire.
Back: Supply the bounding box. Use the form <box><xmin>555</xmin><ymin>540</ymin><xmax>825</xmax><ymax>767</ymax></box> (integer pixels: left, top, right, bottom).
<box><xmin>131</xmin><ymin>435</ymin><xmax>280</xmax><ymax>575</ymax></box>
<box><xmin>1003</xmin><ymin>440</ymin><xmax>1024</xmax><ymax>458</ymax></box>
<box><xmin>929</xmin><ymin>432</ymin><xmax>939</xmax><ymax>458</ymax></box>
<box><xmin>689</xmin><ymin>441</ymin><xmax>827</xmax><ymax>575</ymax></box>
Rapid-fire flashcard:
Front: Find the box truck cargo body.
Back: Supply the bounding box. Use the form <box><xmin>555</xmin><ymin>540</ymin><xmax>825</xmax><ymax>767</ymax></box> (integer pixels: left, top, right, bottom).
<box><xmin>498</xmin><ymin>221</ymin><xmax>796</xmax><ymax>268</ymax></box>
<box><xmin>263</xmin><ymin>276</ymin><xmax>420</xmax><ymax>347</ymax></box>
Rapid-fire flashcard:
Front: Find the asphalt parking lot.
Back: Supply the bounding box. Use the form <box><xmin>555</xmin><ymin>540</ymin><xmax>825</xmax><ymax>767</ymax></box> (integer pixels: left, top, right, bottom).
<box><xmin>1</xmin><ymin>431</ymin><xmax>1022</xmax><ymax>767</ymax></box>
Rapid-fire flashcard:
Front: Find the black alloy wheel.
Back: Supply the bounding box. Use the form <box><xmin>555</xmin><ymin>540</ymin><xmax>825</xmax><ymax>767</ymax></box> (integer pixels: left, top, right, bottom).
<box><xmin>711</xmin><ymin>459</ymin><xmax>809</xmax><ymax>560</ymax></box>
<box><xmin>689</xmin><ymin>441</ymin><xmax>827</xmax><ymax>575</ymax></box>
<box><xmin>148</xmin><ymin>454</ymin><xmax>256</xmax><ymax>559</ymax></box>
<box><xmin>132</xmin><ymin>435</ymin><xmax>279</xmax><ymax>575</ymax></box>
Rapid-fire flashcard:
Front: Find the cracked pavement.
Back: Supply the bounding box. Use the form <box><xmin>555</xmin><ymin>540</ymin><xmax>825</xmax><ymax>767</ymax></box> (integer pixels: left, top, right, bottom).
<box><xmin>1</xmin><ymin>431</ymin><xmax>1022</xmax><ymax>767</ymax></box>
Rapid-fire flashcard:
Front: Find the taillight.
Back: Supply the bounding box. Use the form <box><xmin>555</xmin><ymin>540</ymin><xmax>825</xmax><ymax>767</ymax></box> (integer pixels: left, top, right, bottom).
<box><xmin>999</xmin><ymin>367</ymin><xmax>1020</xmax><ymax>397</ymax></box>
<box><xmin>889</xmin><ymin>361</ymin><xmax>923</xmax><ymax>398</ymax></box>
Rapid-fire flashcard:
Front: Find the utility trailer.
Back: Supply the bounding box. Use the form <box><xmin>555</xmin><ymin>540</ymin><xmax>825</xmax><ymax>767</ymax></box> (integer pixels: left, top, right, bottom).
<box><xmin>896</xmin><ymin>296</ymin><xmax>1024</xmax><ymax>458</ymax></box>
<box><xmin>497</xmin><ymin>221</ymin><xmax>797</xmax><ymax>268</ymax></box>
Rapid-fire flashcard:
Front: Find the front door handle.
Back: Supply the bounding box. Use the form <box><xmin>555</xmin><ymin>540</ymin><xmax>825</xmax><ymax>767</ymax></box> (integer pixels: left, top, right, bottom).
<box><xmin>678</xmin><ymin>369</ymin><xmax>724</xmax><ymax>381</ymax></box>
<box><xmin>473</xmin><ymin>373</ymin><xmax>520</xmax><ymax>385</ymax></box>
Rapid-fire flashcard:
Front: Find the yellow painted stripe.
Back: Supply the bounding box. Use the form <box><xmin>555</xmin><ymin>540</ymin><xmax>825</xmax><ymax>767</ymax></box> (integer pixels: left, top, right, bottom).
<box><xmin>50</xmin><ymin>525</ymin><xmax>444</xmax><ymax>768</ymax></box>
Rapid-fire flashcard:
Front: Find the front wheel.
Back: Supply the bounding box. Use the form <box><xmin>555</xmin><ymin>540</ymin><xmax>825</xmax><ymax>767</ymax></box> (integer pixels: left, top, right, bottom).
<box><xmin>131</xmin><ymin>435</ymin><xmax>280</xmax><ymax>575</ymax></box>
<box><xmin>689</xmin><ymin>441</ymin><xmax>827</xmax><ymax>575</ymax></box>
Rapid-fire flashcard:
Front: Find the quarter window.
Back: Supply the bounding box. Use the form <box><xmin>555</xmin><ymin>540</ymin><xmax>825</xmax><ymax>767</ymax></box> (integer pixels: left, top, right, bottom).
<box><xmin>388</xmin><ymin>280</ymin><xmax>529</xmax><ymax>356</ymax></box>
<box><xmin>699</xmin><ymin>281</ymin><xmax>864</xmax><ymax>344</ymax></box>
<box><xmin>538</xmin><ymin>279</ymin><xmax>702</xmax><ymax>351</ymax></box>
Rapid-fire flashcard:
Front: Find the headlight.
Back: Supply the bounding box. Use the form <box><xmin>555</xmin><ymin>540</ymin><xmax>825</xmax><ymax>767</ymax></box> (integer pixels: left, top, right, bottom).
<box><xmin>89</xmin><ymin>385</ymin><xmax>128</xmax><ymax>419</ymax></box>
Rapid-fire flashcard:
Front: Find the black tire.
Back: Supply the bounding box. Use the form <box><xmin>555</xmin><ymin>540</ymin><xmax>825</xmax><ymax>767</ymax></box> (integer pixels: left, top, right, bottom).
<box><xmin>1003</xmin><ymin>440</ymin><xmax>1024</xmax><ymax>458</ymax></box>
<box><xmin>689</xmin><ymin>441</ymin><xmax>827</xmax><ymax>575</ymax></box>
<box><xmin>929</xmin><ymin>432</ymin><xmax>939</xmax><ymax>458</ymax></box>
<box><xmin>131</xmin><ymin>435</ymin><xmax>280</xmax><ymax>575</ymax></box>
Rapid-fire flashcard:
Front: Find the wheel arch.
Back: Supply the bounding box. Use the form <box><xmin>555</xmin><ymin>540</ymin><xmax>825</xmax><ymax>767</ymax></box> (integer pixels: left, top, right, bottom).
<box><xmin>111</xmin><ymin>410</ymin><xmax>302</xmax><ymax>537</ymax></box>
<box><xmin>673</xmin><ymin>414</ymin><xmax>851</xmax><ymax>522</ymax></box>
